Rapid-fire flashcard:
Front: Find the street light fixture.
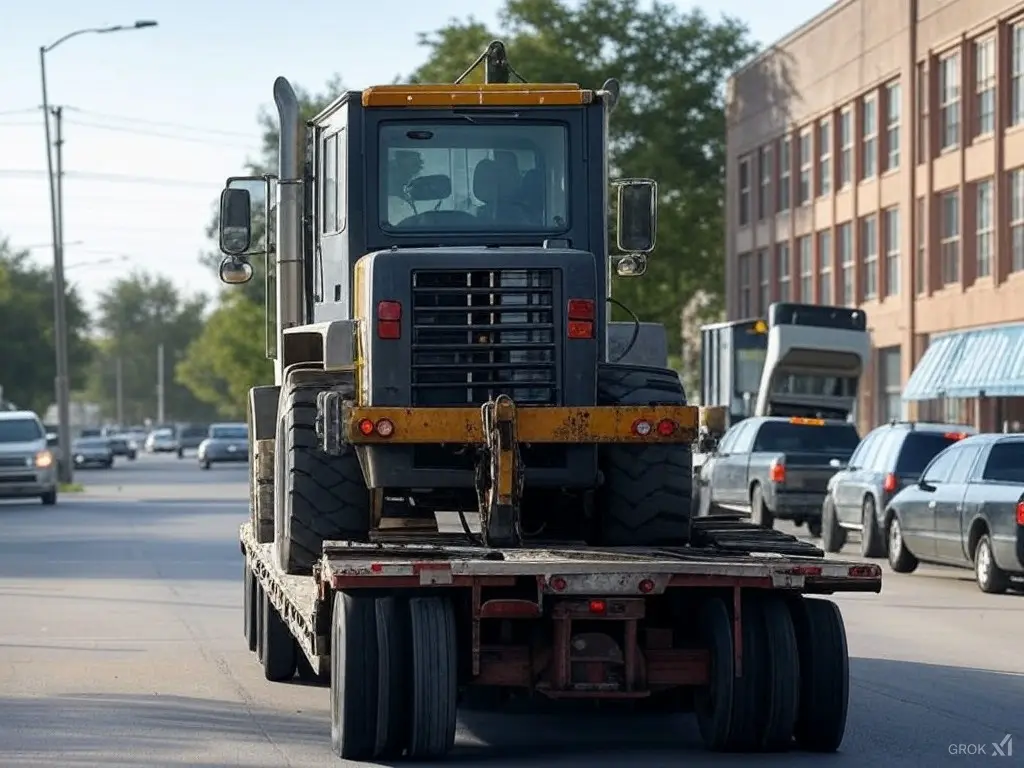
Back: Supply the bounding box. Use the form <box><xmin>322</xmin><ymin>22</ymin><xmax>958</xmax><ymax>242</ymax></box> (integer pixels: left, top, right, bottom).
<box><xmin>39</xmin><ymin>20</ymin><xmax>158</xmax><ymax>484</ymax></box>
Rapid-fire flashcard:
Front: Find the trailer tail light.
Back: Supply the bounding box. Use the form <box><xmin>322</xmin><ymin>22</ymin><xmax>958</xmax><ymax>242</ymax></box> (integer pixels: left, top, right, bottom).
<box><xmin>656</xmin><ymin>419</ymin><xmax>677</xmax><ymax>437</ymax></box>
<box><xmin>588</xmin><ymin>599</ymin><xmax>607</xmax><ymax>615</ymax></box>
<box><xmin>883</xmin><ymin>472</ymin><xmax>898</xmax><ymax>493</ymax></box>
<box><xmin>769</xmin><ymin>459</ymin><xmax>786</xmax><ymax>484</ymax></box>
<box><xmin>377</xmin><ymin>300</ymin><xmax>401</xmax><ymax>339</ymax></box>
<box><xmin>567</xmin><ymin>298</ymin><xmax>594</xmax><ymax>339</ymax></box>
<box><xmin>375</xmin><ymin>419</ymin><xmax>395</xmax><ymax>438</ymax></box>
<box><xmin>358</xmin><ymin>419</ymin><xmax>376</xmax><ymax>436</ymax></box>
<box><xmin>632</xmin><ymin>419</ymin><xmax>652</xmax><ymax>436</ymax></box>
<box><xmin>1017</xmin><ymin>500</ymin><xmax>1024</xmax><ymax>526</ymax></box>
<box><xmin>549</xmin><ymin>576</ymin><xmax>568</xmax><ymax>592</ymax></box>
<box><xmin>638</xmin><ymin>578</ymin><xmax>655</xmax><ymax>594</ymax></box>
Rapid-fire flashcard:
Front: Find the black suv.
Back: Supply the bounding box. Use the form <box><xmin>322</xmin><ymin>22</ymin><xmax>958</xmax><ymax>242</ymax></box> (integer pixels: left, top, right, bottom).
<box><xmin>821</xmin><ymin>421</ymin><xmax>975</xmax><ymax>556</ymax></box>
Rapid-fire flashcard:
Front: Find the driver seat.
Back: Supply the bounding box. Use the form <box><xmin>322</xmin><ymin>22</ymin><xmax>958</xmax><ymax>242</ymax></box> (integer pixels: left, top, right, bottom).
<box><xmin>473</xmin><ymin>158</ymin><xmax>524</xmax><ymax>223</ymax></box>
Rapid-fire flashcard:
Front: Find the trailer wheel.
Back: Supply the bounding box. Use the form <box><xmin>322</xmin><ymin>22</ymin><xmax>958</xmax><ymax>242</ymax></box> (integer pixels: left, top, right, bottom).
<box><xmin>723</xmin><ymin>595</ymin><xmax>769</xmax><ymax>752</ymax></box>
<box><xmin>694</xmin><ymin>597</ymin><xmax>734</xmax><ymax>751</ymax></box>
<box><xmin>408</xmin><ymin>596</ymin><xmax>458</xmax><ymax>759</ymax></box>
<box><xmin>275</xmin><ymin>368</ymin><xmax>371</xmax><ymax>575</ymax></box>
<box><xmin>261</xmin><ymin>589</ymin><xmax>297</xmax><ymax>682</ymax></box>
<box><xmin>757</xmin><ymin>596</ymin><xmax>800</xmax><ymax>751</ymax></box>
<box><xmin>243</xmin><ymin>562</ymin><xmax>257</xmax><ymax>653</ymax></box>
<box><xmin>330</xmin><ymin>592</ymin><xmax>379</xmax><ymax>761</ymax></box>
<box><xmin>595</xmin><ymin>364</ymin><xmax>692</xmax><ymax>546</ymax></box>
<box><xmin>374</xmin><ymin>596</ymin><xmax>411</xmax><ymax>759</ymax></box>
<box><xmin>790</xmin><ymin>597</ymin><xmax>849</xmax><ymax>753</ymax></box>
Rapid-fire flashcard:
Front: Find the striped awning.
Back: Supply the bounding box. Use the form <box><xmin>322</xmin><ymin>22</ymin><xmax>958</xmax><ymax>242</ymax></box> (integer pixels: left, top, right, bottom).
<box><xmin>903</xmin><ymin>323</ymin><xmax>1024</xmax><ymax>400</ymax></box>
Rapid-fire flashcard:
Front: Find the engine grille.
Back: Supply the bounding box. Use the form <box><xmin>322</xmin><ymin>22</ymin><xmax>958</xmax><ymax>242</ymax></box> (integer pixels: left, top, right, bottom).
<box><xmin>411</xmin><ymin>268</ymin><xmax>559</xmax><ymax>406</ymax></box>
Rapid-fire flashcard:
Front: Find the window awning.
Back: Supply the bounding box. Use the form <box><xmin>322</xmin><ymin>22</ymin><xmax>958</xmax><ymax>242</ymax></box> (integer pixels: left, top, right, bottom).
<box><xmin>903</xmin><ymin>323</ymin><xmax>1024</xmax><ymax>400</ymax></box>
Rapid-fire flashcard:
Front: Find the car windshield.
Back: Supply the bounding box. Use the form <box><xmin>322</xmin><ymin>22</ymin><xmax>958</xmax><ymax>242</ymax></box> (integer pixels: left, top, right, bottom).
<box><xmin>0</xmin><ymin>418</ymin><xmax>44</xmax><ymax>443</ymax></box>
<box><xmin>153</xmin><ymin>429</ymin><xmax>173</xmax><ymax>438</ymax></box>
<box><xmin>752</xmin><ymin>422</ymin><xmax>861</xmax><ymax>455</ymax></box>
<box><xmin>211</xmin><ymin>426</ymin><xmax>247</xmax><ymax>440</ymax></box>
<box><xmin>74</xmin><ymin>438</ymin><xmax>107</xmax><ymax>448</ymax></box>
<box><xmin>379</xmin><ymin>122</ymin><xmax>569</xmax><ymax>234</ymax></box>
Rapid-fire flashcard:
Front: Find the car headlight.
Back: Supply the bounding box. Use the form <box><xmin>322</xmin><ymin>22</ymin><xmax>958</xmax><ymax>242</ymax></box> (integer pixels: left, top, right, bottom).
<box><xmin>35</xmin><ymin>450</ymin><xmax>54</xmax><ymax>469</ymax></box>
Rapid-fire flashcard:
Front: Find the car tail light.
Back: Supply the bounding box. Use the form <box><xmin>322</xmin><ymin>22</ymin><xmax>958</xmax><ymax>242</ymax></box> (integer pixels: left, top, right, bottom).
<box><xmin>377</xmin><ymin>300</ymin><xmax>401</xmax><ymax>339</ymax></box>
<box><xmin>944</xmin><ymin>432</ymin><xmax>968</xmax><ymax>440</ymax></box>
<box><xmin>883</xmin><ymin>472</ymin><xmax>898</xmax><ymax>493</ymax></box>
<box><xmin>769</xmin><ymin>459</ymin><xmax>786</xmax><ymax>484</ymax></box>
<box><xmin>567</xmin><ymin>299</ymin><xmax>594</xmax><ymax>339</ymax></box>
<box><xmin>1017</xmin><ymin>501</ymin><xmax>1024</xmax><ymax>526</ymax></box>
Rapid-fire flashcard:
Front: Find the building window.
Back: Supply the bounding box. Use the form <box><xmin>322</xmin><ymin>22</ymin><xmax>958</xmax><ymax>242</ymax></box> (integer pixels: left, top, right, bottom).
<box><xmin>1013</xmin><ymin>23</ymin><xmax>1024</xmax><ymax>126</ymax></box>
<box><xmin>884</xmin><ymin>207</ymin><xmax>900</xmax><ymax>296</ymax></box>
<box><xmin>758</xmin><ymin>145</ymin><xmax>772</xmax><ymax>220</ymax></box>
<box><xmin>818</xmin><ymin>230</ymin><xmax>832</xmax><ymax>304</ymax></box>
<box><xmin>861</xmin><ymin>214</ymin><xmax>878</xmax><ymax>300</ymax></box>
<box><xmin>939</xmin><ymin>189</ymin><xmax>960</xmax><ymax>284</ymax></box>
<box><xmin>975</xmin><ymin>37</ymin><xmax>995</xmax><ymax>137</ymax></box>
<box><xmin>738</xmin><ymin>155</ymin><xmax>751</xmax><ymax>226</ymax></box>
<box><xmin>838</xmin><ymin>222</ymin><xmax>853</xmax><ymax>305</ymax></box>
<box><xmin>798</xmin><ymin>130</ymin><xmax>812</xmax><ymax>205</ymax></box>
<box><xmin>757</xmin><ymin>249</ymin><xmax>770</xmax><ymax>312</ymax></box>
<box><xmin>776</xmin><ymin>243</ymin><xmax>791</xmax><ymax>301</ymax></box>
<box><xmin>838</xmin><ymin>108</ymin><xmax>852</xmax><ymax>187</ymax></box>
<box><xmin>939</xmin><ymin>52</ymin><xmax>961</xmax><ymax>150</ymax></box>
<box><xmin>862</xmin><ymin>94</ymin><xmax>878</xmax><ymax>179</ymax></box>
<box><xmin>818</xmin><ymin>118</ymin><xmax>832</xmax><ymax>197</ymax></box>
<box><xmin>916</xmin><ymin>197</ymin><xmax>926</xmax><ymax>293</ymax></box>
<box><xmin>878</xmin><ymin>346</ymin><xmax>902</xmax><ymax>423</ymax></box>
<box><xmin>778</xmin><ymin>137</ymin><xmax>791</xmax><ymax>212</ymax></box>
<box><xmin>917</xmin><ymin>62</ymin><xmax>929</xmax><ymax>164</ymax></box>
<box><xmin>738</xmin><ymin>252</ymin><xmax>752</xmax><ymax>317</ymax></box>
<box><xmin>798</xmin><ymin>236</ymin><xmax>813</xmax><ymax>301</ymax></box>
<box><xmin>975</xmin><ymin>178</ymin><xmax>994</xmax><ymax>278</ymax></box>
<box><xmin>885</xmin><ymin>81</ymin><xmax>901</xmax><ymax>171</ymax></box>
<box><xmin>1011</xmin><ymin>169</ymin><xmax>1024</xmax><ymax>272</ymax></box>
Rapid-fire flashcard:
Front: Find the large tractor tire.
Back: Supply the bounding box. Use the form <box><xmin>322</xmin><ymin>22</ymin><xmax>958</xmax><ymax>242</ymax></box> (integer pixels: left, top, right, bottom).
<box><xmin>595</xmin><ymin>364</ymin><xmax>693</xmax><ymax>546</ymax></box>
<box><xmin>275</xmin><ymin>367</ymin><xmax>371</xmax><ymax>575</ymax></box>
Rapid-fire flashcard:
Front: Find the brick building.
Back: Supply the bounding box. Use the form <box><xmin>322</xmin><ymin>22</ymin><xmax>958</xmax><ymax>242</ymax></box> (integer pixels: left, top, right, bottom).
<box><xmin>725</xmin><ymin>0</ymin><xmax>1024</xmax><ymax>434</ymax></box>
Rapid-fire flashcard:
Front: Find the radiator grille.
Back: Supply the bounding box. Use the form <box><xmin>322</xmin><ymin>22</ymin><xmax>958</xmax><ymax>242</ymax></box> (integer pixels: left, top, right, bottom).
<box><xmin>411</xmin><ymin>268</ymin><xmax>558</xmax><ymax>406</ymax></box>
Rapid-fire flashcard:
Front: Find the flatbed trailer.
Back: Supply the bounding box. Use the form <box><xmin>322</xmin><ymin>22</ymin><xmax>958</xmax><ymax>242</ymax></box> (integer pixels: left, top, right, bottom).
<box><xmin>240</xmin><ymin>517</ymin><xmax>882</xmax><ymax>761</ymax></box>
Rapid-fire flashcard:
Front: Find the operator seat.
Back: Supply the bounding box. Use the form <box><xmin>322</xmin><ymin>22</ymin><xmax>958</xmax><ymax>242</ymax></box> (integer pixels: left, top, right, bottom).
<box><xmin>473</xmin><ymin>158</ymin><xmax>526</xmax><ymax>225</ymax></box>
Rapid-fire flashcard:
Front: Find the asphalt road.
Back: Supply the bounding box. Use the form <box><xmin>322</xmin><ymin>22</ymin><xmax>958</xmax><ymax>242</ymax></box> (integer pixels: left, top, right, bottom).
<box><xmin>0</xmin><ymin>452</ymin><xmax>1022</xmax><ymax>767</ymax></box>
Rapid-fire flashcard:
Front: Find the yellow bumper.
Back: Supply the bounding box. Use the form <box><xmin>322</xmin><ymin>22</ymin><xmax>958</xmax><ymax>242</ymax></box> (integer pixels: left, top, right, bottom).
<box><xmin>344</xmin><ymin>405</ymin><xmax>699</xmax><ymax>445</ymax></box>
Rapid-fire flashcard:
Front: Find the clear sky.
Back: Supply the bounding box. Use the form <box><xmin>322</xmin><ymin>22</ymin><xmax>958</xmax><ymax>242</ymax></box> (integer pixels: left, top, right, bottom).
<box><xmin>0</xmin><ymin>0</ymin><xmax>833</xmax><ymax>316</ymax></box>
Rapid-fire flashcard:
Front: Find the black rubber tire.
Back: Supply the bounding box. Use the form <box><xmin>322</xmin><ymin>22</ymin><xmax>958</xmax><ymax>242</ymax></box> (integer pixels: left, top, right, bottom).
<box><xmin>275</xmin><ymin>368</ymin><xmax>371</xmax><ymax>575</ymax></box>
<box><xmin>408</xmin><ymin>596</ymin><xmax>458</xmax><ymax>759</ymax></box>
<box><xmin>860</xmin><ymin>496</ymin><xmax>885</xmax><ymax>558</ymax></box>
<box><xmin>751</xmin><ymin>484</ymin><xmax>773</xmax><ymax>529</ymax></box>
<box><xmin>200</xmin><ymin>460</ymin><xmax>211</xmax><ymax>470</ymax></box>
<box><xmin>694</xmin><ymin>597</ymin><xmax>734</xmax><ymax>751</ymax></box>
<box><xmin>261</xmin><ymin>589</ymin><xmax>296</xmax><ymax>682</ymax></box>
<box><xmin>758</xmin><ymin>596</ymin><xmax>800</xmax><ymax>751</ymax></box>
<box><xmin>330</xmin><ymin>592</ymin><xmax>379</xmax><ymax>761</ymax></box>
<box><xmin>243</xmin><ymin>562</ymin><xmax>257</xmax><ymax>653</ymax></box>
<box><xmin>595</xmin><ymin>364</ymin><xmax>692</xmax><ymax>546</ymax></box>
<box><xmin>790</xmin><ymin>597</ymin><xmax>849</xmax><ymax>753</ymax></box>
<box><xmin>974</xmin><ymin>533</ymin><xmax>1010</xmax><ymax>594</ymax></box>
<box><xmin>806</xmin><ymin>519</ymin><xmax>822</xmax><ymax>538</ymax></box>
<box><xmin>821</xmin><ymin>496</ymin><xmax>847</xmax><ymax>553</ymax></box>
<box><xmin>177</xmin><ymin>449</ymin><xmax>184</xmax><ymax>459</ymax></box>
<box><xmin>40</xmin><ymin>489</ymin><xmax>57</xmax><ymax>506</ymax></box>
<box><xmin>374</xmin><ymin>596</ymin><xmax>411</xmax><ymax>759</ymax></box>
<box><xmin>255</xmin><ymin>583</ymin><xmax>265</xmax><ymax>663</ymax></box>
<box><xmin>886</xmin><ymin>513</ymin><xmax>918</xmax><ymax>573</ymax></box>
<box><xmin>723</xmin><ymin>595</ymin><xmax>768</xmax><ymax>752</ymax></box>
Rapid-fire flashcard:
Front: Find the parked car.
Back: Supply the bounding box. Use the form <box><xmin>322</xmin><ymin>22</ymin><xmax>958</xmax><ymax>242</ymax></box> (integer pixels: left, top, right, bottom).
<box><xmin>694</xmin><ymin>415</ymin><xmax>861</xmax><ymax>535</ymax></box>
<box><xmin>176</xmin><ymin>423</ymin><xmax>209</xmax><ymax>458</ymax></box>
<box><xmin>884</xmin><ymin>433</ymin><xmax>1024</xmax><ymax>593</ymax></box>
<box><xmin>145</xmin><ymin>428</ymin><xmax>179</xmax><ymax>453</ymax></box>
<box><xmin>0</xmin><ymin>411</ymin><xmax>58</xmax><ymax>505</ymax></box>
<box><xmin>197</xmin><ymin>423</ymin><xmax>249</xmax><ymax>469</ymax></box>
<box><xmin>71</xmin><ymin>436</ymin><xmax>114</xmax><ymax>469</ymax></box>
<box><xmin>821</xmin><ymin>421</ymin><xmax>975</xmax><ymax>556</ymax></box>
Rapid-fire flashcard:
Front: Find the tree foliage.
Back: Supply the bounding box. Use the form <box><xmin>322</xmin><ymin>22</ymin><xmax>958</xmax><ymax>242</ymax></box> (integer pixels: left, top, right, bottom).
<box><xmin>85</xmin><ymin>272</ymin><xmax>216</xmax><ymax>424</ymax></box>
<box><xmin>0</xmin><ymin>236</ymin><xmax>92</xmax><ymax>414</ymax></box>
<box><xmin>410</xmin><ymin>0</ymin><xmax>757</xmax><ymax>353</ymax></box>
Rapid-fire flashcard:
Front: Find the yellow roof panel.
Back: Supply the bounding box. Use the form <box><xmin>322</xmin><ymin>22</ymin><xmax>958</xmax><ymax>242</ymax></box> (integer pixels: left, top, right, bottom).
<box><xmin>362</xmin><ymin>83</ymin><xmax>593</xmax><ymax>108</ymax></box>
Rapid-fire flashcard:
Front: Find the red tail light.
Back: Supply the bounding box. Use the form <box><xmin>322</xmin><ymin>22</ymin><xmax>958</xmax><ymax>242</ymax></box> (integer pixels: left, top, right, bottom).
<box><xmin>588</xmin><ymin>599</ymin><xmax>607</xmax><ymax>614</ymax></box>
<box><xmin>656</xmin><ymin>419</ymin><xmax>677</xmax><ymax>436</ymax></box>
<box><xmin>377</xmin><ymin>300</ymin><xmax>401</xmax><ymax>339</ymax></box>
<box><xmin>944</xmin><ymin>432</ymin><xmax>968</xmax><ymax>440</ymax></box>
<box><xmin>1016</xmin><ymin>501</ymin><xmax>1024</xmax><ymax>526</ymax></box>
<box><xmin>883</xmin><ymin>472</ymin><xmax>898</xmax><ymax>493</ymax></box>
<box><xmin>769</xmin><ymin>459</ymin><xmax>785</xmax><ymax>484</ymax></box>
<box><xmin>567</xmin><ymin>298</ymin><xmax>594</xmax><ymax>339</ymax></box>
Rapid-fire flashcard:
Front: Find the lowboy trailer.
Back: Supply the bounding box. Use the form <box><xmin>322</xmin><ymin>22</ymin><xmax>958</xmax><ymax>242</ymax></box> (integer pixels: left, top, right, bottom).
<box><xmin>241</xmin><ymin>516</ymin><xmax>882</xmax><ymax>761</ymax></box>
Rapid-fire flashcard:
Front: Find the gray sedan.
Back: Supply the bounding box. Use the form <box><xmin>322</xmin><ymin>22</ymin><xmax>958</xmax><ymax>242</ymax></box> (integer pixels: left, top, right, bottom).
<box><xmin>197</xmin><ymin>423</ymin><xmax>248</xmax><ymax>470</ymax></box>
<box><xmin>72</xmin><ymin>437</ymin><xmax>114</xmax><ymax>469</ymax></box>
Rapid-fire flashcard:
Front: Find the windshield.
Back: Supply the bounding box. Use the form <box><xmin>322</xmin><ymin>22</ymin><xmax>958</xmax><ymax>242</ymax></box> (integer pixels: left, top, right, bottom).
<box><xmin>0</xmin><ymin>418</ymin><xmax>43</xmax><ymax>443</ymax></box>
<box><xmin>74</xmin><ymin>438</ymin><xmax>108</xmax><ymax>448</ymax></box>
<box><xmin>752</xmin><ymin>422</ymin><xmax>860</xmax><ymax>455</ymax></box>
<box><xmin>153</xmin><ymin>429</ymin><xmax>173</xmax><ymax>438</ymax></box>
<box><xmin>211</xmin><ymin>426</ymin><xmax>248</xmax><ymax>440</ymax></box>
<box><xmin>379</xmin><ymin>122</ymin><xmax>569</xmax><ymax>233</ymax></box>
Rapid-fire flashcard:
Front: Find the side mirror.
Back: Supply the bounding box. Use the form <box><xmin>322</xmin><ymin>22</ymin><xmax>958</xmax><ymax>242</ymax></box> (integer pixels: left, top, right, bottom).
<box><xmin>220</xmin><ymin>187</ymin><xmax>253</xmax><ymax>255</ymax></box>
<box><xmin>615</xmin><ymin>179</ymin><xmax>658</xmax><ymax>254</ymax></box>
<box><xmin>917</xmin><ymin>479</ymin><xmax>936</xmax><ymax>492</ymax></box>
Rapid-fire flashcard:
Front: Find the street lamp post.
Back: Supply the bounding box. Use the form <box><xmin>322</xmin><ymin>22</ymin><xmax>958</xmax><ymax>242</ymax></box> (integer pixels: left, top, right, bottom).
<box><xmin>39</xmin><ymin>20</ymin><xmax>157</xmax><ymax>483</ymax></box>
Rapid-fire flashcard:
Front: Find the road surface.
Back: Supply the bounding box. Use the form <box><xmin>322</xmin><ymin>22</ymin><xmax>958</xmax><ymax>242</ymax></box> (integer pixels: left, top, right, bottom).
<box><xmin>0</xmin><ymin>452</ymin><xmax>1021</xmax><ymax>767</ymax></box>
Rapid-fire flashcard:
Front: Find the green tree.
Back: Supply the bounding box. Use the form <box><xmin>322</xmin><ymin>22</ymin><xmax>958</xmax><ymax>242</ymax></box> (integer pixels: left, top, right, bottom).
<box><xmin>410</xmin><ymin>0</ymin><xmax>758</xmax><ymax>355</ymax></box>
<box><xmin>85</xmin><ymin>271</ymin><xmax>215</xmax><ymax>424</ymax></box>
<box><xmin>0</xmin><ymin>235</ymin><xmax>92</xmax><ymax>414</ymax></box>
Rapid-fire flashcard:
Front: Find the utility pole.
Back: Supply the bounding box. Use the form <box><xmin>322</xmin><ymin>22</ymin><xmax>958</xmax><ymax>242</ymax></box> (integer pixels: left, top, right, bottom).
<box><xmin>156</xmin><ymin>344</ymin><xmax>165</xmax><ymax>424</ymax></box>
<box><xmin>115</xmin><ymin>356</ymin><xmax>124</xmax><ymax>426</ymax></box>
<box><xmin>51</xmin><ymin>105</ymin><xmax>73</xmax><ymax>484</ymax></box>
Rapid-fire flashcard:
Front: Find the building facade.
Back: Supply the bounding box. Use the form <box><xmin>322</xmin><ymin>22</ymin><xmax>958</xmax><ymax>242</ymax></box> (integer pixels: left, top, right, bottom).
<box><xmin>725</xmin><ymin>0</ymin><xmax>1024</xmax><ymax>435</ymax></box>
